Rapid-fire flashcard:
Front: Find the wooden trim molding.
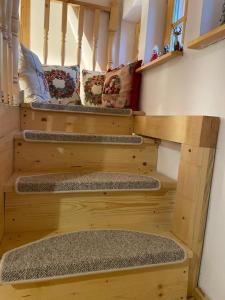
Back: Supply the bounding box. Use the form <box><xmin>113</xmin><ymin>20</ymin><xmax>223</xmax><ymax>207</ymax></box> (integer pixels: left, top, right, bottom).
<box><xmin>194</xmin><ymin>287</ymin><xmax>210</xmax><ymax>300</ymax></box>
<box><xmin>134</xmin><ymin>116</ymin><xmax>220</xmax><ymax>148</ymax></box>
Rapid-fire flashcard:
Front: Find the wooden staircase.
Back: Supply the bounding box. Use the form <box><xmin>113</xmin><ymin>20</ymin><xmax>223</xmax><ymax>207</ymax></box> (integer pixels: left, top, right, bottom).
<box><xmin>0</xmin><ymin>104</ymin><xmax>201</xmax><ymax>300</ymax></box>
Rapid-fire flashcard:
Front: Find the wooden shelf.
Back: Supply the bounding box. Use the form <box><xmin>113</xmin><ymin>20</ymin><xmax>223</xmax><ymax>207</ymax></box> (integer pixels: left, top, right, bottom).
<box><xmin>136</xmin><ymin>51</ymin><xmax>183</xmax><ymax>73</ymax></box>
<box><xmin>188</xmin><ymin>24</ymin><xmax>225</xmax><ymax>50</ymax></box>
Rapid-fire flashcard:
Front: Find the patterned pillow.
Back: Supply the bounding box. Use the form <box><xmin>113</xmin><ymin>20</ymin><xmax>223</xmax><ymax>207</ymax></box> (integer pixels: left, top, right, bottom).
<box><xmin>43</xmin><ymin>65</ymin><xmax>81</xmax><ymax>105</ymax></box>
<box><xmin>102</xmin><ymin>61</ymin><xmax>142</xmax><ymax>109</ymax></box>
<box><xmin>81</xmin><ymin>70</ymin><xmax>105</xmax><ymax>106</ymax></box>
<box><xmin>18</xmin><ymin>44</ymin><xmax>51</xmax><ymax>103</ymax></box>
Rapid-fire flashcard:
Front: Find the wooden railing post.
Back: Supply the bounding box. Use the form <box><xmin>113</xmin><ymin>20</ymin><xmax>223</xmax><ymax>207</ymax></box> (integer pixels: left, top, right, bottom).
<box><xmin>107</xmin><ymin>0</ymin><xmax>120</xmax><ymax>70</ymax></box>
<box><xmin>92</xmin><ymin>9</ymin><xmax>100</xmax><ymax>71</ymax></box>
<box><xmin>75</xmin><ymin>5</ymin><xmax>84</xmax><ymax>66</ymax></box>
<box><xmin>12</xmin><ymin>0</ymin><xmax>20</xmax><ymax>105</ymax></box>
<box><xmin>2</xmin><ymin>0</ymin><xmax>9</xmax><ymax>103</ymax></box>
<box><xmin>7</xmin><ymin>0</ymin><xmax>13</xmax><ymax>104</ymax></box>
<box><xmin>61</xmin><ymin>1</ymin><xmax>68</xmax><ymax>66</ymax></box>
<box><xmin>0</xmin><ymin>0</ymin><xmax>4</xmax><ymax>102</ymax></box>
<box><xmin>43</xmin><ymin>0</ymin><xmax>50</xmax><ymax>65</ymax></box>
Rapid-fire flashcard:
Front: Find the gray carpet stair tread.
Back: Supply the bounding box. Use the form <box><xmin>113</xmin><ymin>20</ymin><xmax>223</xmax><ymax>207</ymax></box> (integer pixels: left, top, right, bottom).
<box><xmin>16</xmin><ymin>172</ymin><xmax>160</xmax><ymax>193</ymax></box>
<box><xmin>30</xmin><ymin>102</ymin><xmax>132</xmax><ymax>116</ymax></box>
<box><xmin>0</xmin><ymin>230</ymin><xmax>186</xmax><ymax>284</ymax></box>
<box><xmin>23</xmin><ymin>130</ymin><xmax>143</xmax><ymax>145</ymax></box>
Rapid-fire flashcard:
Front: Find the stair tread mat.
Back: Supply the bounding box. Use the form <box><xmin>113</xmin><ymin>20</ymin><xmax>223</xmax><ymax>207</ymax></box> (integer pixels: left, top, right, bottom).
<box><xmin>22</xmin><ymin>130</ymin><xmax>144</xmax><ymax>144</ymax></box>
<box><xmin>30</xmin><ymin>102</ymin><xmax>132</xmax><ymax>116</ymax></box>
<box><xmin>15</xmin><ymin>172</ymin><xmax>161</xmax><ymax>193</ymax></box>
<box><xmin>0</xmin><ymin>230</ymin><xmax>186</xmax><ymax>284</ymax></box>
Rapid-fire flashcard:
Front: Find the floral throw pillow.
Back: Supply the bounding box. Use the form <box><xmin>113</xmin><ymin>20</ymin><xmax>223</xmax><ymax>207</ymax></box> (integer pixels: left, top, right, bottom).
<box><xmin>81</xmin><ymin>70</ymin><xmax>105</xmax><ymax>106</ymax></box>
<box><xmin>19</xmin><ymin>44</ymin><xmax>51</xmax><ymax>103</ymax></box>
<box><xmin>43</xmin><ymin>65</ymin><xmax>81</xmax><ymax>105</ymax></box>
<box><xmin>102</xmin><ymin>61</ymin><xmax>142</xmax><ymax>109</ymax></box>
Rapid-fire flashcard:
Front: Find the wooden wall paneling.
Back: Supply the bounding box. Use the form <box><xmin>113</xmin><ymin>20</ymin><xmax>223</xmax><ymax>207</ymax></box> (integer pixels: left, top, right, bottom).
<box><xmin>107</xmin><ymin>0</ymin><xmax>120</xmax><ymax>69</ymax></box>
<box><xmin>171</xmin><ymin>144</ymin><xmax>216</xmax><ymax>296</ymax></box>
<box><xmin>0</xmin><ymin>104</ymin><xmax>20</xmax><ymax>240</ymax></box>
<box><xmin>12</xmin><ymin>0</ymin><xmax>20</xmax><ymax>104</ymax></box>
<box><xmin>43</xmin><ymin>0</ymin><xmax>51</xmax><ymax>65</ymax></box>
<box><xmin>134</xmin><ymin>116</ymin><xmax>220</xmax><ymax>148</ymax></box>
<box><xmin>61</xmin><ymin>1</ymin><xmax>68</xmax><ymax>66</ymax></box>
<box><xmin>0</xmin><ymin>261</ymin><xmax>188</xmax><ymax>300</ymax></box>
<box><xmin>92</xmin><ymin>9</ymin><xmax>100</xmax><ymax>71</ymax></box>
<box><xmin>19</xmin><ymin>0</ymin><xmax>31</xmax><ymax>48</ymax></box>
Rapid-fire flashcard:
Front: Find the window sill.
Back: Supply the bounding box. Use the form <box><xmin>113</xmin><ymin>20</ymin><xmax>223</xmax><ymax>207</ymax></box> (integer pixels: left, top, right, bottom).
<box><xmin>188</xmin><ymin>24</ymin><xmax>225</xmax><ymax>50</ymax></box>
<box><xmin>136</xmin><ymin>51</ymin><xmax>183</xmax><ymax>73</ymax></box>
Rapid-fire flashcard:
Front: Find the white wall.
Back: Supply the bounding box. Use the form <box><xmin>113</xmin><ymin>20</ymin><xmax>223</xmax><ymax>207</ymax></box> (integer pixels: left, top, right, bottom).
<box><xmin>139</xmin><ymin>0</ymin><xmax>225</xmax><ymax>299</ymax></box>
<box><xmin>139</xmin><ymin>0</ymin><xmax>167</xmax><ymax>64</ymax></box>
<box><xmin>200</xmin><ymin>0</ymin><xmax>223</xmax><ymax>34</ymax></box>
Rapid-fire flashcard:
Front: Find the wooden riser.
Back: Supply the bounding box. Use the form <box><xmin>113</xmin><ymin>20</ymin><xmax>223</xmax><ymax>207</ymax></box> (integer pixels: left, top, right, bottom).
<box><xmin>21</xmin><ymin>107</ymin><xmax>134</xmax><ymax>135</ymax></box>
<box><xmin>5</xmin><ymin>190</ymin><xmax>176</xmax><ymax>233</ymax></box>
<box><xmin>0</xmin><ymin>262</ymin><xmax>188</xmax><ymax>300</ymax></box>
<box><xmin>14</xmin><ymin>138</ymin><xmax>158</xmax><ymax>174</ymax></box>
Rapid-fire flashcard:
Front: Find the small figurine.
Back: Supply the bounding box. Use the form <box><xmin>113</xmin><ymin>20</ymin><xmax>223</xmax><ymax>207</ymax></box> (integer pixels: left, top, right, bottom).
<box><xmin>150</xmin><ymin>46</ymin><xmax>160</xmax><ymax>61</ymax></box>
<box><xmin>173</xmin><ymin>26</ymin><xmax>183</xmax><ymax>52</ymax></box>
<box><xmin>163</xmin><ymin>44</ymin><xmax>170</xmax><ymax>54</ymax></box>
<box><xmin>220</xmin><ymin>0</ymin><xmax>225</xmax><ymax>25</ymax></box>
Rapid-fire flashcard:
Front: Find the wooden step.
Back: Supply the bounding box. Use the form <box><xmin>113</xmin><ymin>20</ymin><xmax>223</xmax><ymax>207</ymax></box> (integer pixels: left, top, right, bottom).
<box><xmin>14</xmin><ymin>132</ymin><xmax>158</xmax><ymax>173</ymax></box>
<box><xmin>4</xmin><ymin>172</ymin><xmax>176</xmax><ymax>233</ymax></box>
<box><xmin>21</xmin><ymin>103</ymin><xmax>145</xmax><ymax>135</ymax></box>
<box><xmin>15</xmin><ymin>172</ymin><xmax>160</xmax><ymax>194</ymax></box>
<box><xmin>0</xmin><ymin>230</ymin><xmax>186</xmax><ymax>284</ymax></box>
<box><xmin>0</xmin><ymin>230</ymin><xmax>189</xmax><ymax>300</ymax></box>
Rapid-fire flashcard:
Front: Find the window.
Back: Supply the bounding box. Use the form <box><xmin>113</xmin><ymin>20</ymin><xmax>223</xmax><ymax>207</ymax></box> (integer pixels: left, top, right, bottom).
<box><xmin>164</xmin><ymin>0</ymin><xmax>188</xmax><ymax>51</ymax></box>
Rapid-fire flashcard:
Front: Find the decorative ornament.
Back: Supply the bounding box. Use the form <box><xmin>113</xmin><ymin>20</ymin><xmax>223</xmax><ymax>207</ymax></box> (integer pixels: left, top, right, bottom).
<box><xmin>150</xmin><ymin>46</ymin><xmax>160</xmax><ymax>61</ymax></box>
<box><xmin>163</xmin><ymin>44</ymin><xmax>170</xmax><ymax>54</ymax></box>
<box><xmin>173</xmin><ymin>26</ymin><xmax>183</xmax><ymax>52</ymax></box>
<box><xmin>220</xmin><ymin>0</ymin><xmax>225</xmax><ymax>25</ymax></box>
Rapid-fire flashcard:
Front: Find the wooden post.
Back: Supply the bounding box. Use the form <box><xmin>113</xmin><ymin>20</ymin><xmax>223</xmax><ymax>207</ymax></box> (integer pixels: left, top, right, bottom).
<box><xmin>43</xmin><ymin>0</ymin><xmax>50</xmax><ymax>65</ymax></box>
<box><xmin>12</xmin><ymin>0</ymin><xmax>20</xmax><ymax>105</ymax></box>
<box><xmin>6</xmin><ymin>0</ymin><xmax>13</xmax><ymax>104</ymax></box>
<box><xmin>0</xmin><ymin>0</ymin><xmax>4</xmax><ymax>102</ymax></box>
<box><xmin>133</xmin><ymin>22</ymin><xmax>140</xmax><ymax>61</ymax></box>
<box><xmin>107</xmin><ymin>0</ymin><xmax>120</xmax><ymax>70</ymax></box>
<box><xmin>61</xmin><ymin>2</ymin><xmax>68</xmax><ymax>66</ymax></box>
<box><xmin>92</xmin><ymin>9</ymin><xmax>100</xmax><ymax>71</ymax></box>
<box><xmin>19</xmin><ymin>0</ymin><xmax>31</xmax><ymax>48</ymax></box>
<box><xmin>75</xmin><ymin>5</ymin><xmax>84</xmax><ymax>66</ymax></box>
<box><xmin>171</xmin><ymin>144</ymin><xmax>216</xmax><ymax>297</ymax></box>
<box><xmin>2</xmin><ymin>0</ymin><xmax>8</xmax><ymax>103</ymax></box>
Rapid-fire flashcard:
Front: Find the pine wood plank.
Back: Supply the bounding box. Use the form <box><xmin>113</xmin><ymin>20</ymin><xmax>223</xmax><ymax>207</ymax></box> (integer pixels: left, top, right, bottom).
<box><xmin>134</xmin><ymin>115</ymin><xmax>220</xmax><ymax>148</ymax></box>
<box><xmin>171</xmin><ymin>145</ymin><xmax>216</xmax><ymax>296</ymax></box>
<box><xmin>5</xmin><ymin>189</ymin><xmax>176</xmax><ymax>233</ymax></box>
<box><xmin>21</xmin><ymin>106</ymin><xmax>134</xmax><ymax>135</ymax></box>
<box><xmin>0</xmin><ymin>262</ymin><xmax>188</xmax><ymax>300</ymax></box>
<box><xmin>14</xmin><ymin>136</ymin><xmax>158</xmax><ymax>174</ymax></box>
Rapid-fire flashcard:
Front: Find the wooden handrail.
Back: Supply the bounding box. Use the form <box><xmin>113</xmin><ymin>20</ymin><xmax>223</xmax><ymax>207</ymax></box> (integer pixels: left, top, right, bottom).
<box><xmin>53</xmin><ymin>0</ymin><xmax>110</xmax><ymax>12</ymax></box>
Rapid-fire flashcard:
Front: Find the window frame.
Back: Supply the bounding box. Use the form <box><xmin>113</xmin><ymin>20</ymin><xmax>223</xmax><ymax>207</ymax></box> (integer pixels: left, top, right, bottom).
<box><xmin>164</xmin><ymin>0</ymin><xmax>188</xmax><ymax>49</ymax></box>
